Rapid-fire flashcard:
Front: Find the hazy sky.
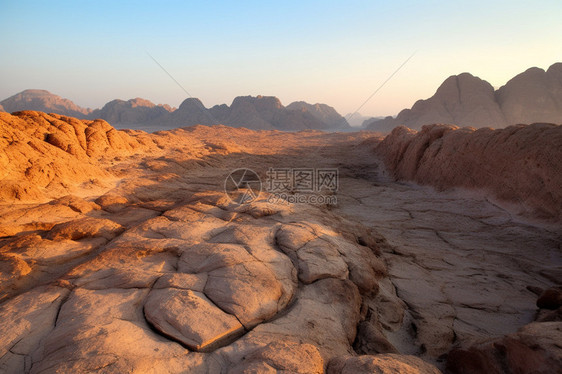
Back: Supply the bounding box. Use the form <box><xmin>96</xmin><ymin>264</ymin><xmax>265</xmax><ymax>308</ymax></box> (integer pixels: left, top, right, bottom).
<box><xmin>1</xmin><ymin>0</ymin><xmax>561</xmax><ymax>117</ymax></box>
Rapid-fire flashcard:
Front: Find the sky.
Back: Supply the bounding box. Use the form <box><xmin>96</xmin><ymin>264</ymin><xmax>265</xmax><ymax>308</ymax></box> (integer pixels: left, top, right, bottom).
<box><xmin>1</xmin><ymin>0</ymin><xmax>561</xmax><ymax>118</ymax></box>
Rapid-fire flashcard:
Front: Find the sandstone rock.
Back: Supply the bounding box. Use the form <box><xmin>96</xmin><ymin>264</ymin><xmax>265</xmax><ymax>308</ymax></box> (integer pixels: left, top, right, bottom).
<box><xmin>537</xmin><ymin>287</ymin><xmax>562</xmax><ymax>310</ymax></box>
<box><xmin>0</xmin><ymin>254</ymin><xmax>32</xmax><ymax>301</ymax></box>
<box><xmin>0</xmin><ymin>111</ymin><xmax>157</xmax><ymax>201</ymax></box>
<box><xmin>29</xmin><ymin>287</ymin><xmax>206</xmax><ymax>373</ymax></box>
<box><xmin>144</xmin><ymin>288</ymin><xmax>244</xmax><ymax>351</ymax></box>
<box><xmin>446</xmin><ymin>322</ymin><xmax>562</xmax><ymax>374</ymax></box>
<box><xmin>330</xmin><ymin>235</ymin><xmax>386</xmax><ymax>294</ymax></box>
<box><xmin>354</xmin><ymin>320</ymin><xmax>400</xmax><ymax>354</ymax></box>
<box><xmin>153</xmin><ymin>273</ymin><xmax>208</xmax><ymax>292</ymax></box>
<box><xmin>296</xmin><ymin>238</ymin><xmax>349</xmax><ymax>284</ymax></box>
<box><xmin>0</xmin><ymin>109</ymin><xmax>559</xmax><ymax>374</ymax></box>
<box><xmin>376</xmin><ymin>123</ymin><xmax>562</xmax><ymax>221</ymax></box>
<box><xmin>0</xmin><ymin>286</ymin><xmax>70</xmax><ymax>373</ymax></box>
<box><xmin>249</xmin><ymin>278</ymin><xmax>362</xmax><ymax>359</ymax></box>
<box><xmin>94</xmin><ymin>194</ymin><xmax>130</xmax><ymax>212</ymax></box>
<box><xmin>46</xmin><ymin>217</ymin><xmax>124</xmax><ymax>241</ymax></box>
<box><xmin>50</xmin><ymin>195</ymin><xmax>101</xmax><ymax>214</ymax></box>
<box><xmin>275</xmin><ymin>223</ymin><xmax>318</xmax><ymax>253</ymax></box>
<box><xmin>204</xmin><ymin>261</ymin><xmax>285</xmax><ymax>328</ymax></box>
<box><xmin>536</xmin><ymin>307</ymin><xmax>562</xmax><ymax>322</ymax></box>
<box><xmin>1</xmin><ymin>233</ymin><xmax>106</xmax><ymax>266</ymax></box>
<box><xmin>328</xmin><ymin>354</ymin><xmax>442</xmax><ymax>374</ymax></box>
<box><xmin>227</xmin><ymin>341</ymin><xmax>324</xmax><ymax>374</ymax></box>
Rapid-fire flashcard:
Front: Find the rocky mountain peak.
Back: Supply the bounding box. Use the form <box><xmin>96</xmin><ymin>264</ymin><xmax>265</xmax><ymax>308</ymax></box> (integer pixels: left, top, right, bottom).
<box><xmin>232</xmin><ymin>95</ymin><xmax>284</xmax><ymax>112</ymax></box>
<box><xmin>287</xmin><ymin>101</ymin><xmax>350</xmax><ymax>128</ymax></box>
<box><xmin>366</xmin><ymin>62</ymin><xmax>562</xmax><ymax>132</ymax></box>
<box><xmin>177</xmin><ymin>97</ymin><xmax>207</xmax><ymax>112</ymax></box>
<box><xmin>496</xmin><ymin>64</ymin><xmax>562</xmax><ymax>125</ymax></box>
<box><xmin>0</xmin><ymin>89</ymin><xmax>91</xmax><ymax>118</ymax></box>
<box><xmin>129</xmin><ymin>98</ymin><xmax>157</xmax><ymax>108</ymax></box>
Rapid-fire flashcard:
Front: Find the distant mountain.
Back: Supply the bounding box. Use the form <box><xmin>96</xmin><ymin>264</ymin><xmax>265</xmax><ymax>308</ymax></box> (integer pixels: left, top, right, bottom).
<box><xmin>496</xmin><ymin>64</ymin><xmax>562</xmax><ymax>125</ymax></box>
<box><xmin>152</xmin><ymin>97</ymin><xmax>217</xmax><ymax>128</ymax></box>
<box><xmin>343</xmin><ymin>113</ymin><xmax>381</xmax><ymax>128</ymax></box>
<box><xmin>359</xmin><ymin>116</ymin><xmax>384</xmax><ymax>128</ymax></box>
<box><xmin>215</xmin><ymin>95</ymin><xmax>283</xmax><ymax>129</ymax></box>
<box><xmin>0</xmin><ymin>89</ymin><xmax>91</xmax><ymax>118</ymax></box>
<box><xmin>0</xmin><ymin>90</ymin><xmax>349</xmax><ymax>131</ymax></box>
<box><xmin>150</xmin><ymin>95</ymin><xmax>347</xmax><ymax>131</ymax></box>
<box><xmin>286</xmin><ymin>102</ymin><xmax>350</xmax><ymax>129</ymax></box>
<box><xmin>366</xmin><ymin>62</ymin><xmax>562</xmax><ymax>132</ymax></box>
<box><xmin>89</xmin><ymin>98</ymin><xmax>174</xmax><ymax>125</ymax></box>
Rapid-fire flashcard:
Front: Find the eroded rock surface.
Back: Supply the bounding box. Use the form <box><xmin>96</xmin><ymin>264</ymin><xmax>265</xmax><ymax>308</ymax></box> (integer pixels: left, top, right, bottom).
<box><xmin>1</xmin><ymin>112</ymin><xmax>560</xmax><ymax>373</ymax></box>
<box><xmin>375</xmin><ymin>123</ymin><xmax>562</xmax><ymax>222</ymax></box>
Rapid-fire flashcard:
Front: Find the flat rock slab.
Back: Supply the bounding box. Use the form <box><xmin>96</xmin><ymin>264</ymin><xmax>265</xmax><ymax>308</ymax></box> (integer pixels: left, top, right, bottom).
<box><xmin>144</xmin><ymin>288</ymin><xmax>244</xmax><ymax>352</ymax></box>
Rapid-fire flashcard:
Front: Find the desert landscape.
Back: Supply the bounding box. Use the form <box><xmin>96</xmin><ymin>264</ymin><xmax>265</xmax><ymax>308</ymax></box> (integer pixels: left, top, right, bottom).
<box><xmin>0</xmin><ymin>93</ymin><xmax>561</xmax><ymax>373</ymax></box>
<box><xmin>1</xmin><ymin>1</ymin><xmax>562</xmax><ymax>373</ymax></box>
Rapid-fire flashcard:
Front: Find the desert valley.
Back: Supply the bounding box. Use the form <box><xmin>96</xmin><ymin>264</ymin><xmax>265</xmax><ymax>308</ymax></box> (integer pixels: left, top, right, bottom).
<box><xmin>0</xmin><ymin>60</ymin><xmax>561</xmax><ymax>374</ymax></box>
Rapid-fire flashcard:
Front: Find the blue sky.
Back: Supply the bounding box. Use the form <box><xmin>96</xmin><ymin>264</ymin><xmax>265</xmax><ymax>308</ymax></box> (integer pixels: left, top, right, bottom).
<box><xmin>1</xmin><ymin>0</ymin><xmax>561</xmax><ymax>117</ymax></box>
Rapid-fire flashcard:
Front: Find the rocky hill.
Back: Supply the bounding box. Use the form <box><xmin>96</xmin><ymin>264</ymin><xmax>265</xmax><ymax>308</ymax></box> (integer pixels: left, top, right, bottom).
<box><xmin>366</xmin><ymin>63</ymin><xmax>562</xmax><ymax>132</ymax></box>
<box><xmin>286</xmin><ymin>101</ymin><xmax>350</xmax><ymax>129</ymax></box>
<box><xmin>89</xmin><ymin>98</ymin><xmax>174</xmax><ymax>125</ymax></box>
<box><xmin>0</xmin><ymin>111</ymin><xmax>157</xmax><ymax>202</ymax></box>
<box><xmin>375</xmin><ymin>123</ymin><xmax>562</xmax><ymax>221</ymax></box>
<box><xmin>0</xmin><ymin>90</ymin><xmax>92</xmax><ymax>118</ymax></box>
<box><xmin>496</xmin><ymin>65</ymin><xmax>562</xmax><ymax>125</ymax></box>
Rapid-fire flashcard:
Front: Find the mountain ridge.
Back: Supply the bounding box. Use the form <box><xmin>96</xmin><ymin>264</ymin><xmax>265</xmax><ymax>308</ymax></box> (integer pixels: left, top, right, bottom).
<box><xmin>365</xmin><ymin>62</ymin><xmax>562</xmax><ymax>131</ymax></box>
<box><xmin>0</xmin><ymin>91</ymin><xmax>350</xmax><ymax>131</ymax></box>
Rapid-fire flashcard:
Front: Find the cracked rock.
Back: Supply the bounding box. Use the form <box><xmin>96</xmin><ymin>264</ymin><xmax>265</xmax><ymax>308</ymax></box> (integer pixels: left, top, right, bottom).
<box><xmin>144</xmin><ymin>288</ymin><xmax>244</xmax><ymax>352</ymax></box>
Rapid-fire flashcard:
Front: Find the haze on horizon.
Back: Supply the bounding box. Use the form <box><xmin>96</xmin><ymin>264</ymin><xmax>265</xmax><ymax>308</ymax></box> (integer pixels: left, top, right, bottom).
<box><xmin>1</xmin><ymin>0</ymin><xmax>561</xmax><ymax>118</ymax></box>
